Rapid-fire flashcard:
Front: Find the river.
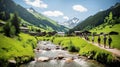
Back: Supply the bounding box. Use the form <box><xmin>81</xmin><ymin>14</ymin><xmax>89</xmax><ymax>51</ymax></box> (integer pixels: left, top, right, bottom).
<box><xmin>21</xmin><ymin>41</ymin><xmax>106</xmax><ymax>67</ymax></box>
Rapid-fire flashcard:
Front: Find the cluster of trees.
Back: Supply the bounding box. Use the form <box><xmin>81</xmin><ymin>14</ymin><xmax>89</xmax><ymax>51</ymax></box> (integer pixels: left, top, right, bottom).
<box><xmin>104</xmin><ymin>12</ymin><xmax>120</xmax><ymax>27</ymax></box>
<box><xmin>0</xmin><ymin>11</ymin><xmax>10</xmax><ymax>21</ymax></box>
<box><xmin>3</xmin><ymin>13</ymin><xmax>20</xmax><ymax>37</ymax></box>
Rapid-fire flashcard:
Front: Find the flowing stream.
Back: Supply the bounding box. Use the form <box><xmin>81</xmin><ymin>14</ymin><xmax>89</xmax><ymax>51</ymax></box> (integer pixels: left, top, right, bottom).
<box><xmin>21</xmin><ymin>41</ymin><xmax>106</xmax><ymax>67</ymax></box>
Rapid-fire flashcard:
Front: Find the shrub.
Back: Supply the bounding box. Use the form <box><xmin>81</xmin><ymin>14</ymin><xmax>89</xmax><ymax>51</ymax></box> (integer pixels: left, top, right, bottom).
<box><xmin>68</xmin><ymin>40</ymin><xmax>79</xmax><ymax>52</ymax></box>
<box><xmin>109</xmin><ymin>31</ymin><xmax>119</xmax><ymax>35</ymax></box>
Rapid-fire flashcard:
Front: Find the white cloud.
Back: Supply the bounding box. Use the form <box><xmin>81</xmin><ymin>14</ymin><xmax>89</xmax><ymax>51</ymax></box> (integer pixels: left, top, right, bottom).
<box><xmin>42</xmin><ymin>11</ymin><xmax>64</xmax><ymax>17</ymax></box>
<box><xmin>24</xmin><ymin>0</ymin><xmax>47</xmax><ymax>8</ymax></box>
<box><xmin>63</xmin><ymin>16</ymin><xmax>69</xmax><ymax>20</ymax></box>
<box><xmin>73</xmin><ymin>5</ymin><xmax>88</xmax><ymax>12</ymax></box>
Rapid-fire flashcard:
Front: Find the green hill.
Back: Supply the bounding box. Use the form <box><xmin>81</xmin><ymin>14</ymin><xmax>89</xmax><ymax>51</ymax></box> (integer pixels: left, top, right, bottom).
<box><xmin>0</xmin><ymin>0</ymin><xmax>68</xmax><ymax>32</ymax></box>
<box><xmin>71</xmin><ymin>3</ymin><xmax>120</xmax><ymax>32</ymax></box>
<box><xmin>69</xmin><ymin>3</ymin><xmax>120</xmax><ymax>50</ymax></box>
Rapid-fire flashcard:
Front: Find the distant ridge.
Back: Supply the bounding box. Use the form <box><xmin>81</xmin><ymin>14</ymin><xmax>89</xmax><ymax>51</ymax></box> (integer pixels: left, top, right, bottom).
<box><xmin>0</xmin><ymin>0</ymin><xmax>68</xmax><ymax>32</ymax></box>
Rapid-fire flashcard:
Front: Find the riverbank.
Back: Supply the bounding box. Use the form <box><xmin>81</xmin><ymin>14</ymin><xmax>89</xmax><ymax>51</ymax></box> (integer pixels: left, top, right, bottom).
<box><xmin>38</xmin><ymin>36</ymin><xmax>120</xmax><ymax>67</ymax></box>
<box><xmin>0</xmin><ymin>33</ymin><xmax>37</xmax><ymax>67</ymax></box>
<box><xmin>24</xmin><ymin>41</ymin><xmax>106</xmax><ymax>67</ymax></box>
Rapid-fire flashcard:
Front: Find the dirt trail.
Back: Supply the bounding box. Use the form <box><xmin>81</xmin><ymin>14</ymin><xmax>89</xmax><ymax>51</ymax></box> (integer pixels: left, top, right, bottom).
<box><xmin>84</xmin><ymin>38</ymin><xmax>120</xmax><ymax>57</ymax></box>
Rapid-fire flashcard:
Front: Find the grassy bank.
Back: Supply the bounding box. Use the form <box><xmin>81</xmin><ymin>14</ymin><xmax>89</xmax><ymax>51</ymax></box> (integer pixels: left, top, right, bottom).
<box><xmin>90</xmin><ymin>24</ymin><xmax>120</xmax><ymax>49</ymax></box>
<box><xmin>88</xmin><ymin>35</ymin><xmax>120</xmax><ymax>49</ymax></box>
<box><xmin>38</xmin><ymin>36</ymin><xmax>120</xmax><ymax>66</ymax></box>
<box><xmin>0</xmin><ymin>33</ymin><xmax>37</xmax><ymax>67</ymax></box>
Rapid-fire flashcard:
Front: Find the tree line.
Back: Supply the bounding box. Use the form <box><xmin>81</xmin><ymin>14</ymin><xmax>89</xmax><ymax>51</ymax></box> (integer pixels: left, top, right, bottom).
<box><xmin>0</xmin><ymin>11</ymin><xmax>20</xmax><ymax>37</ymax></box>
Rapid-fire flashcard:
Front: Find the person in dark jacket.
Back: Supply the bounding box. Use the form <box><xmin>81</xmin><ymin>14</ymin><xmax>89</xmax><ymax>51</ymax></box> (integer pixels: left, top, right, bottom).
<box><xmin>98</xmin><ymin>35</ymin><xmax>101</xmax><ymax>46</ymax></box>
<box><xmin>103</xmin><ymin>35</ymin><xmax>107</xmax><ymax>48</ymax></box>
<box><xmin>92</xmin><ymin>35</ymin><xmax>94</xmax><ymax>43</ymax></box>
<box><xmin>108</xmin><ymin>35</ymin><xmax>112</xmax><ymax>48</ymax></box>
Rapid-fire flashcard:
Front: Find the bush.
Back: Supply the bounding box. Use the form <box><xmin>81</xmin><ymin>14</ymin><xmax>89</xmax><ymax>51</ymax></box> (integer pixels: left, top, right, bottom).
<box><xmin>68</xmin><ymin>40</ymin><xmax>79</xmax><ymax>52</ymax></box>
<box><xmin>109</xmin><ymin>31</ymin><xmax>119</xmax><ymax>35</ymax></box>
<box><xmin>94</xmin><ymin>51</ymin><xmax>109</xmax><ymax>63</ymax></box>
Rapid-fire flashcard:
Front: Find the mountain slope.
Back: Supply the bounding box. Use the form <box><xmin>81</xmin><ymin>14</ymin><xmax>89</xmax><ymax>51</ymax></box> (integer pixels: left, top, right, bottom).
<box><xmin>0</xmin><ymin>0</ymin><xmax>68</xmax><ymax>32</ymax></box>
<box><xmin>71</xmin><ymin>3</ymin><xmax>120</xmax><ymax>32</ymax></box>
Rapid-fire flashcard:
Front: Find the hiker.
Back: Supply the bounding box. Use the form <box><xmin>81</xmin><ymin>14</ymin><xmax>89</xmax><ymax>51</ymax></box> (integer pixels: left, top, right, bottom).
<box><xmin>103</xmin><ymin>35</ymin><xmax>107</xmax><ymax>48</ymax></box>
<box><xmin>98</xmin><ymin>35</ymin><xmax>101</xmax><ymax>46</ymax></box>
<box><xmin>108</xmin><ymin>35</ymin><xmax>112</xmax><ymax>48</ymax></box>
<box><xmin>86</xmin><ymin>35</ymin><xmax>89</xmax><ymax>41</ymax></box>
<box><xmin>92</xmin><ymin>35</ymin><xmax>94</xmax><ymax>43</ymax></box>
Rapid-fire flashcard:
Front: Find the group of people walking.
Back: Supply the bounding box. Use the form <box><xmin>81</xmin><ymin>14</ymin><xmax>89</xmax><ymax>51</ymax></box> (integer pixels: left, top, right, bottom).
<box><xmin>92</xmin><ymin>34</ymin><xmax>112</xmax><ymax>48</ymax></box>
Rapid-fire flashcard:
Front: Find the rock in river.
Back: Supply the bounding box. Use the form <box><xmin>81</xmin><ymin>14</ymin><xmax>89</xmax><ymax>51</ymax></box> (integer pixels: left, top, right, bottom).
<box><xmin>37</xmin><ymin>57</ymin><xmax>50</xmax><ymax>62</ymax></box>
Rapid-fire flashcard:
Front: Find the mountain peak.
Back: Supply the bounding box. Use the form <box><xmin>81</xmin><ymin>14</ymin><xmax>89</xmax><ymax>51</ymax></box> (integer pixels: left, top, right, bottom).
<box><xmin>59</xmin><ymin>17</ymin><xmax>80</xmax><ymax>29</ymax></box>
<box><xmin>27</xmin><ymin>7</ymin><xmax>36</xmax><ymax>12</ymax></box>
<box><xmin>70</xmin><ymin>17</ymin><xmax>79</xmax><ymax>23</ymax></box>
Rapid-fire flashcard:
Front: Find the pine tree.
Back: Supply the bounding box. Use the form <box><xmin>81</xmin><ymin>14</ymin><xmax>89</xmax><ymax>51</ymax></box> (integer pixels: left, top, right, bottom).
<box><xmin>3</xmin><ymin>22</ymin><xmax>11</xmax><ymax>37</ymax></box>
<box><xmin>104</xmin><ymin>12</ymin><xmax>114</xmax><ymax>27</ymax></box>
<box><xmin>10</xmin><ymin>25</ymin><xmax>16</xmax><ymax>37</ymax></box>
<box><xmin>3</xmin><ymin>22</ymin><xmax>16</xmax><ymax>37</ymax></box>
<box><xmin>108</xmin><ymin>12</ymin><xmax>114</xmax><ymax>25</ymax></box>
<box><xmin>0</xmin><ymin>11</ymin><xmax>10</xmax><ymax>21</ymax></box>
<box><xmin>11</xmin><ymin>13</ymin><xmax>20</xmax><ymax>35</ymax></box>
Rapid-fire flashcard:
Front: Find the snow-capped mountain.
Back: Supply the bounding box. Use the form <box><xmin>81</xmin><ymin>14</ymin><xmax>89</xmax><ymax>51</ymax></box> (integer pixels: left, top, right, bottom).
<box><xmin>60</xmin><ymin>17</ymin><xmax>80</xmax><ymax>29</ymax></box>
<box><xmin>27</xmin><ymin>7</ymin><xmax>36</xmax><ymax>12</ymax></box>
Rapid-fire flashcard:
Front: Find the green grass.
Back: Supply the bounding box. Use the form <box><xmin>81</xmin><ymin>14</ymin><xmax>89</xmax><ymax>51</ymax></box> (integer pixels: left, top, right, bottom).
<box><xmin>20</xmin><ymin>18</ymin><xmax>48</xmax><ymax>32</ymax></box>
<box><xmin>90</xmin><ymin>24</ymin><xmax>120</xmax><ymax>49</ymax></box>
<box><xmin>29</xmin><ymin>10</ymin><xmax>58</xmax><ymax>26</ymax></box>
<box><xmin>88</xmin><ymin>35</ymin><xmax>120</xmax><ymax>49</ymax></box>
<box><xmin>90</xmin><ymin>24</ymin><xmax>120</xmax><ymax>34</ymax></box>
<box><xmin>46</xmin><ymin>36</ymin><xmax>118</xmax><ymax>65</ymax></box>
<box><xmin>0</xmin><ymin>33</ymin><xmax>37</xmax><ymax>66</ymax></box>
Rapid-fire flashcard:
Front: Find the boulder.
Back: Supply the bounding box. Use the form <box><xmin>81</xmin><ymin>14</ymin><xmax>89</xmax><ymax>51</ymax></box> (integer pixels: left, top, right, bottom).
<box><xmin>37</xmin><ymin>57</ymin><xmax>50</xmax><ymax>62</ymax></box>
<box><xmin>8</xmin><ymin>60</ymin><xmax>16</xmax><ymax>67</ymax></box>
<box><xmin>57</xmin><ymin>54</ymin><xmax>64</xmax><ymax>60</ymax></box>
<box><xmin>56</xmin><ymin>46</ymin><xmax>60</xmax><ymax>49</ymax></box>
<box><xmin>65</xmin><ymin>57</ymin><xmax>73</xmax><ymax>63</ymax></box>
<box><xmin>45</xmin><ymin>48</ymin><xmax>51</xmax><ymax>51</ymax></box>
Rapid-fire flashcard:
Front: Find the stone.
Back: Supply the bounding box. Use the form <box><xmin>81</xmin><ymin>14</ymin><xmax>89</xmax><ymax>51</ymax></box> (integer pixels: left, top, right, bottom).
<box><xmin>45</xmin><ymin>48</ymin><xmax>51</xmax><ymax>51</ymax></box>
<box><xmin>37</xmin><ymin>57</ymin><xmax>50</xmax><ymax>62</ymax></box>
<box><xmin>65</xmin><ymin>57</ymin><xmax>73</xmax><ymax>63</ymax></box>
<box><xmin>57</xmin><ymin>54</ymin><xmax>64</xmax><ymax>60</ymax></box>
<box><xmin>8</xmin><ymin>60</ymin><xmax>16</xmax><ymax>67</ymax></box>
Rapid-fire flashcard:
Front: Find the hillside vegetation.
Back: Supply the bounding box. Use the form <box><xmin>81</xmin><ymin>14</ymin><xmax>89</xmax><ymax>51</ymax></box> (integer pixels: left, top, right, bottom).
<box><xmin>0</xmin><ymin>0</ymin><xmax>68</xmax><ymax>32</ymax></box>
<box><xmin>90</xmin><ymin>24</ymin><xmax>120</xmax><ymax>34</ymax></box>
<box><xmin>0</xmin><ymin>33</ymin><xmax>37</xmax><ymax>67</ymax></box>
<box><xmin>70</xmin><ymin>3</ymin><xmax>120</xmax><ymax>32</ymax></box>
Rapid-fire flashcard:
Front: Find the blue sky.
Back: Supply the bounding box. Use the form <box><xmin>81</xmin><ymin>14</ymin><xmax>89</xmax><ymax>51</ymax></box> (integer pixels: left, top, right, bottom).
<box><xmin>13</xmin><ymin>0</ymin><xmax>120</xmax><ymax>23</ymax></box>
